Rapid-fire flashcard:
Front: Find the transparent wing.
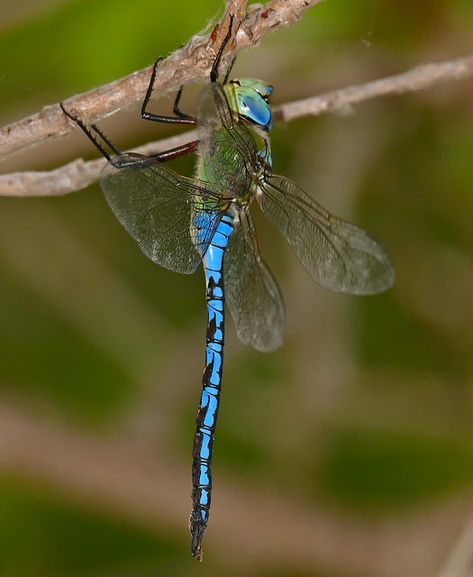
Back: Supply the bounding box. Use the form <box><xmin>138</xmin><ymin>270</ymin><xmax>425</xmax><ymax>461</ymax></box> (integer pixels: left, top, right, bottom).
<box><xmin>224</xmin><ymin>211</ymin><xmax>286</xmax><ymax>352</ymax></box>
<box><xmin>197</xmin><ymin>83</ymin><xmax>256</xmax><ymax>198</ymax></box>
<box><xmin>101</xmin><ymin>153</ymin><xmax>222</xmax><ymax>274</ymax></box>
<box><xmin>259</xmin><ymin>174</ymin><xmax>395</xmax><ymax>294</ymax></box>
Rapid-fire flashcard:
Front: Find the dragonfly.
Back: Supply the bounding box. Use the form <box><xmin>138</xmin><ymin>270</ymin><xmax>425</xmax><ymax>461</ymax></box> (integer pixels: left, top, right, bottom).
<box><xmin>61</xmin><ymin>16</ymin><xmax>394</xmax><ymax>560</ymax></box>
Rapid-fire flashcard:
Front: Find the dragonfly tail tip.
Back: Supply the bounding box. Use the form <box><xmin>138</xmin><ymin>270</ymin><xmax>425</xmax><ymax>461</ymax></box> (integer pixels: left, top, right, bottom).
<box><xmin>190</xmin><ymin>514</ymin><xmax>206</xmax><ymax>561</ymax></box>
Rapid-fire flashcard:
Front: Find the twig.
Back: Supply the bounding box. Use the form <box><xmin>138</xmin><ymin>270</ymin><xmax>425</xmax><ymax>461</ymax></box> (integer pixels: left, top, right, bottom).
<box><xmin>277</xmin><ymin>53</ymin><xmax>473</xmax><ymax>121</ymax></box>
<box><xmin>0</xmin><ymin>132</ymin><xmax>198</xmax><ymax>197</ymax></box>
<box><xmin>435</xmin><ymin>515</ymin><xmax>473</xmax><ymax>577</ymax></box>
<box><xmin>1</xmin><ymin>53</ymin><xmax>472</xmax><ymax>197</ymax></box>
<box><xmin>0</xmin><ymin>0</ymin><xmax>321</xmax><ymax>160</ymax></box>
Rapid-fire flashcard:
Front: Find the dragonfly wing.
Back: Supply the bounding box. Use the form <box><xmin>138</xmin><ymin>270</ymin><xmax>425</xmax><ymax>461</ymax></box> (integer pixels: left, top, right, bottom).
<box><xmin>101</xmin><ymin>153</ymin><xmax>222</xmax><ymax>274</ymax></box>
<box><xmin>224</xmin><ymin>211</ymin><xmax>286</xmax><ymax>352</ymax></box>
<box><xmin>259</xmin><ymin>174</ymin><xmax>395</xmax><ymax>294</ymax></box>
<box><xmin>197</xmin><ymin>83</ymin><xmax>256</xmax><ymax>198</ymax></box>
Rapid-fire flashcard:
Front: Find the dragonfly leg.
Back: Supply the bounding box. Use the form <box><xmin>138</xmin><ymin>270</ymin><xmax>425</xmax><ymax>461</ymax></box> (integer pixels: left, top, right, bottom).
<box><xmin>222</xmin><ymin>55</ymin><xmax>237</xmax><ymax>84</ymax></box>
<box><xmin>172</xmin><ymin>85</ymin><xmax>195</xmax><ymax>120</ymax></box>
<box><xmin>141</xmin><ymin>56</ymin><xmax>197</xmax><ymax>126</ymax></box>
<box><xmin>61</xmin><ymin>102</ymin><xmax>198</xmax><ymax>166</ymax></box>
<box><xmin>148</xmin><ymin>140</ymin><xmax>199</xmax><ymax>162</ymax></box>
<box><xmin>89</xmin><ymin>122</ymin><xmax>121</xmax><ymax>155</ymax></box>
<box><xmin>210</xmin><ymin>14</ymin><xmax>234</xmax><ymax>83</ymax></box>
<box><xmin>60</xmin><ymin>102</ymin><xmax>121</xmax><ymax>165</ymax></box>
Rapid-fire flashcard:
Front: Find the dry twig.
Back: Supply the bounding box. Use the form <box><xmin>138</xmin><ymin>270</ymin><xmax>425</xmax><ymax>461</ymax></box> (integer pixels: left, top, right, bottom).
<box><xmin>435</xmin><ymin>515</ymin><xmax>473</xmax><ymax>577</ymax></box>
<box><xmin>0</xmin><ymin>53</ymin><xmax>472</xmax><ymax>197</ymax></box>
<box><xmin>0</xmin><ymin>0</ymin><xmax>321</xmax><ymax>160</ymax></box>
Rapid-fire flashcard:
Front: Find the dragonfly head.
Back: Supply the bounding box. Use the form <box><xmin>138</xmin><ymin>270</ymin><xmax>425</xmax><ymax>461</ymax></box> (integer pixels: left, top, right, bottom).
<box><xmin>224</xmin><ymin>78</ymin><xmax>273</xmax><ymax>131</ymax></box>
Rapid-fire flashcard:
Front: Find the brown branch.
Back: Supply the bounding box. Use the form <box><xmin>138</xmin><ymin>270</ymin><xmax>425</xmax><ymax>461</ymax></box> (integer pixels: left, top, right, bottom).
<box><xmin>0</xmin><ymin>131</ymin><xmax>198</xmax><ymax>197</ymax></box>
<box><xmin>1</xmin><ymin>53</ymin><xmax>472</xmax><ymax>198</ymax></box>
<box><xmin>277</xmin><ymin>53</ymin><xmax>473</xmax><ymax>121</ymax></box>
<box><xmin>0</xmin><ymin>0</ymin><xmax>321</xmax><ymax>161</ymax></box>
<box><xmin>435</xmin><ymin>515</ymin><xmax>473</xmax><ymax>577</ymax></box>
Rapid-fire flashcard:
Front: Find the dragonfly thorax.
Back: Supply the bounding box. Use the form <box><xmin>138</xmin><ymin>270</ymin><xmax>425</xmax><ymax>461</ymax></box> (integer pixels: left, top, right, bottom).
<box><xmin>224</xmin><ymin>78</ymin><xmax>273</xmax><ymax>131</ymax></box>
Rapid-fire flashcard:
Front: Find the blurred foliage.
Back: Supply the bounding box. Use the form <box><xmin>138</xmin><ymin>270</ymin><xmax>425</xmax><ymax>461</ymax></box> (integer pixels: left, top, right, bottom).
<box><xmin>317</xmin><ymin>428</ymin><xmax>473</xmax><ymax>508</ymax></box>
<box><xmin>0</xmin><ymin>252</ymin><xmax>133</xmax><ymax>422</ymax></box>
<box><xmin>0</xmin><ymin>0</ymin><xmax>472</xmax><ymax>576</ymax></box>
<box><xmin>0</xmin><ymin>476</ymin><xmax>184</xmax><ymax>577</ymax></box>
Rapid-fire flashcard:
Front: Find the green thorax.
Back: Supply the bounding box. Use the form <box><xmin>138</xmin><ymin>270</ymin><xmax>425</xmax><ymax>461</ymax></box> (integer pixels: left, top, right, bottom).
<box><xmin>196</xmin><ymin>78</ymin><xmax>274</xmax><ymax>204</ymax></box>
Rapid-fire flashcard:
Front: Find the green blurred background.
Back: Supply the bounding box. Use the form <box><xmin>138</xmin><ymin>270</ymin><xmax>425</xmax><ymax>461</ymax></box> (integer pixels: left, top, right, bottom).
<box><xmin>0</xmin><ymin>1</ymin><xmax>472</xmax><ymax>576</ymax></box>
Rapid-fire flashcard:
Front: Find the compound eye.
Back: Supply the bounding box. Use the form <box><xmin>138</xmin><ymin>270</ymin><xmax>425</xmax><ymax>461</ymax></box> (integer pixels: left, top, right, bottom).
<box><xmin>237</xmin><ymin>93</ymin><xmax>272</xmax><ymax>130</ymax></box>
<box><xmin>261</xmin><ymin>86</ymin><xmax>273</xmax><ymax>101</ymax></box>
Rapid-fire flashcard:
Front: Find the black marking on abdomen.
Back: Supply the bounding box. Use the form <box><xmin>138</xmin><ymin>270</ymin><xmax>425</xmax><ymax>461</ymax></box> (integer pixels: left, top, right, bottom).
<box><xmin>190</xmin><ymin>211</ymin><xmax>233</xmax><ymax>560</ymax></box>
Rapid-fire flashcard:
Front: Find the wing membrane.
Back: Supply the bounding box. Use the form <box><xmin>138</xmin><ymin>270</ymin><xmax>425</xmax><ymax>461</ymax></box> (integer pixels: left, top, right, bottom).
<box><xmin>224</xmin><ymin>212</ymin><xmax>285</xmax><ymax>352</ymax></box>
<box><xmin>101</xmin><ymin>153</ymin><xmax>222</xmax><ymax>274</ymax></box>
<box><xmin>259</xmin><ymin>174</ymin><xmax>394</xmax><ymax>294</ymax></box>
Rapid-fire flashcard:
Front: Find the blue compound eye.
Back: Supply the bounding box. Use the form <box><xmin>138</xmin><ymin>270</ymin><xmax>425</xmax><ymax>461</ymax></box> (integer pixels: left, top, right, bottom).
<box><xmin>236</xmin><ymin>90</ymin><xmax>272</xmax><ymax>130</ymax></box>
<box><xmin>237</xmin><ymin>78</ymin><xmax>274</xmax><ymax>100</ymax></box>
<box><xmin>260</xmin><ymin>85</ymin><xmax>273</xmax><ymax>99</ymax></box>
<box><xmin>225</xmin><ymin>78</ymin><xmax>274</xmax><ymax>130</ymax></box>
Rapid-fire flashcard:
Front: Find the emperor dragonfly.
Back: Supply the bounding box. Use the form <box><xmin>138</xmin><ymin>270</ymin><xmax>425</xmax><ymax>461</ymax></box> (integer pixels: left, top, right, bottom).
<box><xmin>61</xmin><ymin>19</ymin><xmax>394</xmax><ymax>559</ymax></box>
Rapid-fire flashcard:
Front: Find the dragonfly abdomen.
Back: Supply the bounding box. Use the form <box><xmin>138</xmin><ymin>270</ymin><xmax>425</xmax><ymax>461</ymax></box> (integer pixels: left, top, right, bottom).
<box><xmin>190</xmin><ymin>211</ymin><xmax>234</xmax><ymax>560</ymax></box>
